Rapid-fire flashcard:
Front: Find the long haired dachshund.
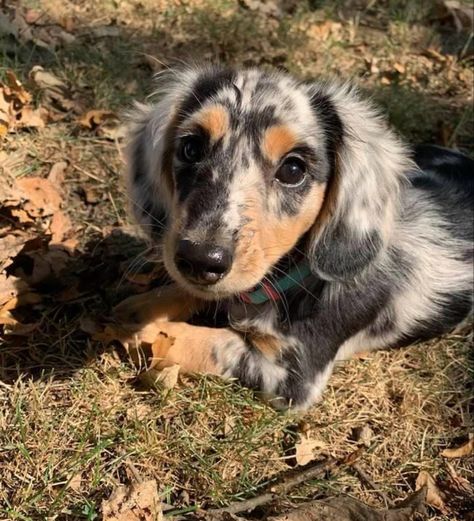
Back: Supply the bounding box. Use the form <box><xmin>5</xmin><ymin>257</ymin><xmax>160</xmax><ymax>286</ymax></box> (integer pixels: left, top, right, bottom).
<box><xmin>118</xmin><ymin>65</ymin><xmax>473</xmax><ymax>409</ymax></box>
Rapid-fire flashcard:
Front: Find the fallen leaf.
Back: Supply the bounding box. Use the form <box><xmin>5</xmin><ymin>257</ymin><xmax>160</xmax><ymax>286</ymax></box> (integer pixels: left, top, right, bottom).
<box><xmin>441</xmin><ymin>437</ymin><xmax>474</xmax><ymax>458</ymax></box>
<box><xmin>16</xmin><ymin>105</ymin><xmax>48</xmax><ymax>129</ymax></box>
<box><xmin>50</xmin><ymin>211</ymin><xmax>73</xmax><ymax>243</ymax></box>
<box><xmin>68</xmin><ymin>473</ymin><xmax>82</xmax><ymax>493</ymax></box>
<box><xmin>80</xmin><ymin>186</ymin><xmax>101</xmax><ymax>205</ymax></box>
<box><xmin>78</xmin><ymin>109</ymin><xmax>118</xmax><ymax>130</ymax></box>
<box><xmin>351</xmin><ymin>424</ymin><xmax>373</xmax><ymax>447</ymax></box>
<box><xmin>0</xmin><ymin>274</ymin><xmax>32</xmax><ymax>308</ymax></box>
<box><xmin>0</xmin><ymin>235</ymin><xmax>28</xmax><ymax>271</ymax></box>
<box><xmin>29</xmin><ymin>66</ymin><xmax>79</xmax><ymax>114</ymax></box>
<box><xmin>307</xmin><ymin>20</ymin><xmax>342</xmax><ymax>41</ymax></box>
<box><xmin>2</xmin><ymin>320</ymin><xmax>39</xmax><ymax>336</ymax></box>
<box><xmin>138</xmin><ymin>365</ymin><xmax>180</xmax><ymax>390</ymax></box>
<box><xmin>16</xmin><ymin>177</ymin><xmax>62</xmax><ymax>217</ymax></box>
<box><xmin>238</xmin><ymin>0</ymin><xmax>282</xmax><ymax>18</ymax></box>
<box><xmin>295</xmin><ymin>433</ymin><xmax>326</xmax><ymax>466</ymax></box>
<box><xmin>393</xmin><ymin>62</ymin><xmax>406</xmax><ymax>75</ymax></box>
<box><xmin>416</xmin><ymin>470</ymin><xmax>449</xmax><ymax>514</ymax></box>
<box><xmin>0</xmin><ymin>69</ymin><xmax>47</xmax><ymax>136</ymax></box>
<box><xmin>267</xmin><ymin>487</ymin><xmax>426</xmax><ymax>521</ymax></box>
<box><xmin>102</xmin><ymin>480</ymin><xmax>163</xmax><ymax>521</ymax></box>
<box><xmin>10</xmin><ymin>208</ymin><xmax>35</xmax><ymax>224</ymax></box>
<box><xmin>47</xmin><ymin>161</ymin><xmax>68</xmax><ymax>185</ymax></box>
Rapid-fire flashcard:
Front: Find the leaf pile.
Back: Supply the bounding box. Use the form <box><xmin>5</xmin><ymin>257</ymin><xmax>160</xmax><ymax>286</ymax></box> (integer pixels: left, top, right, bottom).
<box><xmin>0</xmin><ymin>71</ymin><xmax>48</xmax><ymax>138</ymax></box>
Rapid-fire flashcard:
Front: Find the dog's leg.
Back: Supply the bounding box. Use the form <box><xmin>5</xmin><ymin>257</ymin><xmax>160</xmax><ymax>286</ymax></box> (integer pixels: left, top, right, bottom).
<box><xmin>136</xmin><ymin>320</ymin><xmax>337</xmax><ymax>409</ymax></box>
<box><xmin>113</xmin><ymin>284</ymin><xmax>202</xmax><ymax>325</ymax></box>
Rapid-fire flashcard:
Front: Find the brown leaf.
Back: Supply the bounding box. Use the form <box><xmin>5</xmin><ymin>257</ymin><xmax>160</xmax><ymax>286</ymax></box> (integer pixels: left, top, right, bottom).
<box><xmin>0</xmin><ymin>235</ymin><xmax>27</xmax><ymax>271</ymax></box>
<box><xmin>16</xmin><ymin>177</ymin><xmax>62</xmax><ymax>217</ymax></box>
<box><xmin>78</xmin><ymin>109</ymin><xmax>119</xmax><ymax>130</ymax></box>
<box><xmin>0</xmin><ymin>274</ymin><xmax>32</xmax><ymax>308</ymax></box>
<box><xmin>351</xmin><ymin>424</ymin><xmax>374</xmax><ymax>447</ymax></box>
<box><xmin>102</xmin><ymin>480</ymin><xmax>163</xmax><ymax>521</ymax></box>
<box><xmin>50</xmin><ymin>211</ymin><xmax>73</xmax><ymax>243</ymax></box>
<box><xmin>138</xmin><ymin>365</ymin><xmax>180</xmax><ymax>390</ymax></box>
<box><xmin>81</xmin><ymin>186</ymin><xmax>101</xmax><ymax>205</ymax></box>
<box><xmin>441</xmin><ymin>437</ymin><xmax>474</xmax><ymax>458</ymax></box>
<box><xmin>416</xmin><ymin>470</ymin><xmax>449</xmax><ymax>514</ymax></box>
<box><xmin>267</xmin><ymin>488</ymin><xmax>426</xmax><ymax>521</ymax></box>
<box><xmin>295</xmin><ymin>433</ymin><xmax>326</xmax><ymax>466</ymax></box>
<box><xmin>29</xmin><ymin>66</ymin><xmax>79</xmax><ymax>114</ymax></box>
<box><xmin>47</xmin><ymin>161</ymin><xmax>68</xmax><ymax>185</ymax></box>
<box><xmin>393</xmin><ymin>62</ymin><xmax>406</xmax><ymax>75</ymax></box>
<box><xmin>0</xmin><ymin>69</ymin><xmax>45</xmax><ymax>136</ymax></box>
<box><xmin>2</xmin><ymin>320</ymin><xmax>40</xmax><ymax>336</ymax></box>
<box><xmin>10</xmin><ymin>208</ymin><xmax>35</xmax><ymax>224</ymax></box>
<box><xmin>238</xmin><ymin>0</ymin><xmax>282</xmax><ymax>18</ymax></box>
<box><xmin>17</xmin><ymin>105</ymin><xmax>49</xmax><ymax>129</ymax></box>
<box><xmin>68</xmin><ymin>473</ymin><xmax>82</xmax><ymax>493</ymax></box>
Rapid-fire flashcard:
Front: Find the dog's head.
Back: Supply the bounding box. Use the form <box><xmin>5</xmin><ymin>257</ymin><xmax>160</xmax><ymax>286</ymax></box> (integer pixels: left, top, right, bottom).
<box><xmin>127</xmin><ymin>65</ymin><xmax>411</xmax><ymax>299</ymax></box>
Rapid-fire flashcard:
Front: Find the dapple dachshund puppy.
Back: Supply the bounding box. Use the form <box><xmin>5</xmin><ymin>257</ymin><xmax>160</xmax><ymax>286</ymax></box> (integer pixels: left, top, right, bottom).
<box><xmin>116</xmin><ymin>65</ymin><xmax>473</xmax><ymax>409</ymax></box>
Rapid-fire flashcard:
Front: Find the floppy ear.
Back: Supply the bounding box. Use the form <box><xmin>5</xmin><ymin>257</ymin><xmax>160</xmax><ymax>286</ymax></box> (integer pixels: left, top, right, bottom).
<box><xmin>305</xmin><ymin>82</ymin><xmax>413</xmax><ymax>281</ymax></box>
<box><xmin>124</xmin><ymin>68</ymin><xmax>200</xmax><ymax>237</ymax></box>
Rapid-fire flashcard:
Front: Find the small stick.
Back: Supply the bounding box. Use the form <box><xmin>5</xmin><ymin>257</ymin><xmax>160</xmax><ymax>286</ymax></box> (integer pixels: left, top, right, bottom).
<box><xmin>205</xmin><ymin>448</ymin><xmax>364</xmax><ymax>516</ymax></box>
<box><xmin>350</xmin><ymin>462</ymin><xmax>394</xmax><ymax>508</ymax></box>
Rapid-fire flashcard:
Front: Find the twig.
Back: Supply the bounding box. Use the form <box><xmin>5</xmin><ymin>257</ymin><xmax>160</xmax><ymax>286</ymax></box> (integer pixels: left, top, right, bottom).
<box><xmin>350</xmin><ymin>462</ymin><xmax>394</xmax><ymax>508</ymax></box>
<box><xmin>205</xmin><ymin>448</ymin><xmax>364</xmax><ymax>516</ymax></box>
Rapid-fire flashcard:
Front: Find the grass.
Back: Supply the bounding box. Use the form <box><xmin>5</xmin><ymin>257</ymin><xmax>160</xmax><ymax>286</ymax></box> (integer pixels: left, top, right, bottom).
<box><xmin>1</xmin><ymin>0</ymin><xmax>473</xmax><ymax>519</ymax></box>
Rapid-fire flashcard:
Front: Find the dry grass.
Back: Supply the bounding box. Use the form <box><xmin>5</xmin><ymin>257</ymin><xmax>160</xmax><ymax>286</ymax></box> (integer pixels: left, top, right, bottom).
<box><xmin>1</xmin><ymin>0</ymin><xmax>473</xmax><ymax>520</ymax></box>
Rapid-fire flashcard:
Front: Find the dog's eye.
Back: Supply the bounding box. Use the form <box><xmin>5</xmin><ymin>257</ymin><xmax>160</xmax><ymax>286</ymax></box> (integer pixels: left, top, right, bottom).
<box><xmin>275</xmin><ymin>157</ymin><xmax>306</xmax><ymax>186</ymax></box>
<box><xmin>178</xmin><ymin>136</ymin><xmax>204</xmax><ymax>163</ymax></box>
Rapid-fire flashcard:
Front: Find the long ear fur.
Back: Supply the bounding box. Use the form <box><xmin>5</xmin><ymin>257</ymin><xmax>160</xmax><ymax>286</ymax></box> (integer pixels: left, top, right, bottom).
<box><xmin>305</xmin><ymin>82</ymin><xmax>414</xmax><ymax>281</ymax></box>
<box><xmin>124</xmin><ymin>67</ymin><xmax>200</xmax><ymax>235</ymax></box>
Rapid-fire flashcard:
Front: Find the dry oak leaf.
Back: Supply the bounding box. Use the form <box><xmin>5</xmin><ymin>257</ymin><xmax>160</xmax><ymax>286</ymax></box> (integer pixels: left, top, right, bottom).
<box><xmin>138</xmin><ymin>364</ymin><xmax>181</xmax><ymax>390</ymax></box>
<box><xmin>0</xmin><ymin>235</ymin><xmax>28</xmax><ymax>271</ymax></box>
<box><xmin>102</xmin><ymin>479</ymin><xmax>163</xmax><ymax>521</ymax></box>
<box><xmin>0</xmin><ymin>274</ymin><xmax>32</xmax><ymax>308</ymax></box>
<box><xmin>0</xmin><ymin>70</ymin><xmax>47</xmax><ymax>136</ymax></box>
<box><xmin>50</xmin><ymin>211</ymin><xmax>73</xmax><ymax>243</ymax></box>
<box><xmin>47</xmin><ymin>160</ymin><xmax>68</xmax><ymax>185</ymax></box>
<box><xmin>29</xmin><ymin>66</ymin><xmax>78</xmax><ymax>114</ymax></box>
<box><xmin>415</xmin><ymin>470</ymin><xmax>449</xmax><ymax>515</ymax></box>
<box><xmin>78</xmin><ymin>109</ymin><xmax>119</xmax><ymax>130</ymax></box>
<box><xmin>441</xmin><ymin>437</ymin><xmax>474</xmax><ymax>458</ymax></box>
<box><xmin>16</xmin><ymin>177</ymin><xmax>62</xmax><ymax>217</ymax></box>
<box><xmin>295</xmin><ymin>432</ymin><xmax>327</xmax><ymax>466</ymax></box>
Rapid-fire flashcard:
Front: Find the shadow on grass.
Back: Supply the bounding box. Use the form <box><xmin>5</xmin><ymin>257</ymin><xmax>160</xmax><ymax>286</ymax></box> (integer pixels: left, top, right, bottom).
<box><xmin>1</xmin><ymin>228</ymin><xmax>166</xmax><ymax>382</ymax></box>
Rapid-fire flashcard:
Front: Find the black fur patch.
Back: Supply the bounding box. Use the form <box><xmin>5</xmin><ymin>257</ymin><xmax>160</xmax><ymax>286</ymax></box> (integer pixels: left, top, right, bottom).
<box><xmin>312</xmin><ymin>224</ymin><xmax>382</xmax><ymax>281</ymax></box>
<box><xmin>309</xmin><ymin>90</ymin><xmax>345</xmax><ymax>174</ymax></box>
<box><xmin>180</xmin><ymin>67</ymin><xmax>235</xmax><ymax>120</ymax></box>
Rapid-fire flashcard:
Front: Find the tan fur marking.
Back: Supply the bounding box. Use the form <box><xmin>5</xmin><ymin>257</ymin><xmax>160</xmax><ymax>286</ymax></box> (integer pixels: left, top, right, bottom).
<box><xmin>193</xmin><ymin>105</ymin><xmax>229</xmax><ymax>142</ymax></box>
<box><xmin>262</xmin><ymin>125</ymin><xmax>298</xmax><ymax>163</ymax></box>
<box><xmin>145</xmin><ymin>322</ymin><xmax>241</xmax><ymax>374</ymax></box>
<box><xmin>113</xmin><ymin>284</ymin><xmax>202</xmax><ymax>325</ymax></box>
<box><xmin>235</xmin><ymin>184</ymin><xmax>326</xmax><ymax>277</ymax></box>
<box><xmin>248</xmin><ymin>331</ymin><xmax>282</xmax><ymax>359</ymax></box>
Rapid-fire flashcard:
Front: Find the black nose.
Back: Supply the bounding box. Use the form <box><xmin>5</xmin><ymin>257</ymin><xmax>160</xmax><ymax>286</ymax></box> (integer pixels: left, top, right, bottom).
<box><xmin>175</xmin><ymin>240</ymin><xmax>233</xmax><ymax>285</ymax></box>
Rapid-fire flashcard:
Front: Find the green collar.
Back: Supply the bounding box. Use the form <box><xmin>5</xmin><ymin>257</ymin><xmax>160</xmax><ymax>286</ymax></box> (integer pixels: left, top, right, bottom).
<box><xmin>239</xmin><ymin>262</ymin><xmax>312</xmax><ymax>304</ymax></box>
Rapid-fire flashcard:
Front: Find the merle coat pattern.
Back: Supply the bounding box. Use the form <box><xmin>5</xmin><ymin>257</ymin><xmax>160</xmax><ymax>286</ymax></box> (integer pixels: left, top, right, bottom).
<box><xmin>116</xmin><ymin>65</ymin><xmax>474</xmax><ymax>409</ymax></box>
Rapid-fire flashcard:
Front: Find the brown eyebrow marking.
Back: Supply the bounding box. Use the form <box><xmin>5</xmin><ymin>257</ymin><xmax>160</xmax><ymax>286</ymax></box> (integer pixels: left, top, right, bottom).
<box><xmin>192</xmin><ymin>104</ymin><xmax>230</xmax><ymax>142</ymax></box>
<box><xmin>262</xmin><ymin>124</ymin><xmax>298</xmax><ymax>163</ymax></box>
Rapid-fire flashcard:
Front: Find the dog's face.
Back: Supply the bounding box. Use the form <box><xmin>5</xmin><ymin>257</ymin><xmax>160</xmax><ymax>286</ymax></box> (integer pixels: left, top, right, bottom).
<box><xmin>162</xmin><ymin>70</ymin><xmax>335</xmax><ymax>299</ymax></box>
<box><xmin>128</xmin><ymin>66</ymin><xmax>408</xmax><ymax>298</ymax></box>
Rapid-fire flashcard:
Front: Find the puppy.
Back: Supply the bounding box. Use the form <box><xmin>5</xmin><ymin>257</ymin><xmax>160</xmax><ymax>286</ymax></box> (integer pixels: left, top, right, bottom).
<box><xmin>120</xmin><ymin>65</ymin><xmax>473</xmax><ymax>409</ymax></box>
